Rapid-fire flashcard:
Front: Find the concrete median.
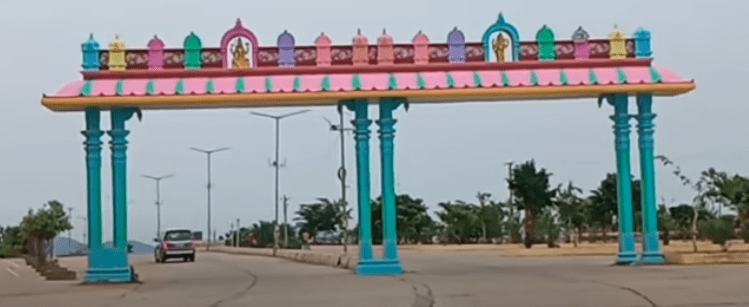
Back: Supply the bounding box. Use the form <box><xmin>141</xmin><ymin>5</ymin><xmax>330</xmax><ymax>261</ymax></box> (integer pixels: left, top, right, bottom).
<box><xmin>207</xmin><ymin>246</ymin><xmax>358</xmax><ymax>271</ymax></box>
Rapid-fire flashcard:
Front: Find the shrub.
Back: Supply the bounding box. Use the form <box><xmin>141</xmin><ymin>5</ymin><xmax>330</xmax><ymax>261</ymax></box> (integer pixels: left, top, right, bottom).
<box><xmin>740</xmin><ymin>224</ymin><xmax>749</xmax><ymax>243</ymax></box>
<box><xmin>698</xmin><ymin>219</ymin><xmax>734</xmax><ymax>247</ymax></box>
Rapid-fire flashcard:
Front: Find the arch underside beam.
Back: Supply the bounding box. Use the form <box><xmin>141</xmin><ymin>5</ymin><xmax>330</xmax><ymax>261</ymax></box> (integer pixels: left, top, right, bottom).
<box><xmin>43</xmin><ymin>83</ymin><xmax>694</xmax><ymax>111</ymax></box>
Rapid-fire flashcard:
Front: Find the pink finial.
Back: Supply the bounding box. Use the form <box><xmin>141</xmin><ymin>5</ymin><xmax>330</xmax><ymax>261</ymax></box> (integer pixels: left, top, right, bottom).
<box><xmin>148</xmin><ymin>35</ymin><xmax>165</xmax><ymax>70</ymax></box>
<box><xmin>413</xmin><ymin>30</ymin><xmax>430</xmax><ymax>64</ymax></box>
<box><xmin>315</xmin><ymin>32</ymin><xmax>333</xmax><ymax>66</ymax></box>
<box><xmin>353</xmin><ymin>29</ymin><xmax>369</xmax><ymax>66</ymax></box>
<box><xmin>377</xmin><ymin>28</ymin><xmax>394</xmax><ymax>65</ymax></box>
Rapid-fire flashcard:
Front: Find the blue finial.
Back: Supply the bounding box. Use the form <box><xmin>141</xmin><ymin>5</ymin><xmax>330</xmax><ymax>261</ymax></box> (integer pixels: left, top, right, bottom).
<box><xmin>634</xmin><ymin>27</ymin><xmax>652</xmax><ymax>58</ymax></box>
<box><xmin>81</xmin><ymin>33</ymin><xmax>101</xmax><ymax>70</ymax></box>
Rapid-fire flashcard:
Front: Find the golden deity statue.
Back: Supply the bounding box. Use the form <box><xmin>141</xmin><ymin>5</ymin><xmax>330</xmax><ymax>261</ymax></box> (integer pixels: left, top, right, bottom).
<box><xmin>232</xmin><ymin>38</ymin><xmax>251</xmax><ymax>69</ymax></box>
<box><xmin>492</xmin><ymin>34</ymin><xmax>510</xmax><ymax>63</ymax></box>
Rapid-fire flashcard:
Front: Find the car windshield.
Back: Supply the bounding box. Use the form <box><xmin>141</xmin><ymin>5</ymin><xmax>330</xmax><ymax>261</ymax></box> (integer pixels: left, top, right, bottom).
<box><xmin>165</xmin><ymin>231</ymin><xmax>192</xmax><ymax>241</ymax></box>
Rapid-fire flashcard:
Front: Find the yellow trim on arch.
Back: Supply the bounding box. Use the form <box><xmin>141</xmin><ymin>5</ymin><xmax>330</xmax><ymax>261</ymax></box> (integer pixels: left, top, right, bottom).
<box><xmin>42</xmin><ymin>83</ymin><xmax>695</xmax><ymax>112</ymax></box>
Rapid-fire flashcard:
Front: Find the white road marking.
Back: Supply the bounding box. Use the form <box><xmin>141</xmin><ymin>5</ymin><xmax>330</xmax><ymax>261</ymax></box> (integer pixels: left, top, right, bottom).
<box><xmin>2</xmin><ymin>259</ymin><xmax>20</xmax><ymax>268</ymax></box>
<box><xmin>6</xmin><ymin>267</ymin><xmax>20</xmax><ymax>277</ymax></box>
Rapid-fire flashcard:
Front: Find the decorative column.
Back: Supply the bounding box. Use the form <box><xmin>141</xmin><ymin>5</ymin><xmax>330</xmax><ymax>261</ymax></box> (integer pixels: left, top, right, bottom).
<box><xmin>82</xmin><ymin>108</ymin><xmax>106</xmax><ymax>282</ymax></box>
<box><xmin>343</xmin><ymin>100</ymin><xmax>375</xmax><ymax>273</ymax></box>
<box><xmin>97</xmin><ymin>108</ymin><xmax>139</xmax><ymax>282</ymax></box>
<box><xmin>374</xmin><ymin>98</ymin><xmax>405</xmax><ymax>275</ymax></box>
<box><xmin>609</xmin><ymin>94</ymin><xmax>639</xmax><ymax>264</ymax></box>
<box><xmin>636</xmin><ymin>94</ymin><xmax>666</xmax><ymax>264</ymax></box>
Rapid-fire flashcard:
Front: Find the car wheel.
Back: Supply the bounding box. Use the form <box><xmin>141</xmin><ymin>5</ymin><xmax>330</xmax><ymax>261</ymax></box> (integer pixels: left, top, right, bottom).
<box><xmin>189</xmin><ymin>255</ymin><xmax>195</xmax><ymax>262</ymax></box>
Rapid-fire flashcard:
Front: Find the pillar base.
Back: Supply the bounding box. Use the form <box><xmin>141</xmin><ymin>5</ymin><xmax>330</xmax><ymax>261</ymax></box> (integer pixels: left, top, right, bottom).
<box><xmin>356</xmin><ymin>259</ymin><xmax>403</xmax><ymax>276</ymax></box>
<box><xmin>85</xmin><ymin>267</ymin><xmax>135</xmax><ymax>283</ymax></box>
<box><xmin>640</xmin><ymin>252</ymin><xmax>666</xmax><ymax>265</ymax></box>
<box><xmin>85</xmin><ymin>248</ymin><xmax>136</xmax><ymax>283</ymax></box>
<box><xmin>615</xmin><ymin>252</ymin><xmax>640</xmax><ymax>265</ymax></box>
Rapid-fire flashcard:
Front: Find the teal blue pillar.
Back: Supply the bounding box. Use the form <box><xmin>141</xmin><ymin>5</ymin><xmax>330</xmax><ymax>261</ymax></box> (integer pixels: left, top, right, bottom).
<box><xmin>343</xmin><ymin>100</ymin><xmax>375</xmax><ymax>274</ymax></box>
<box><xmin>636</xmin><ymin>94</ymin><xmax>665</xmax><ymax>264</ymax></box>
<box><xmin>610</xmin><ymin>94</ymin><xmax>639</xmax><ymax>264</ymax></box>
<box><xmin>82</xmin><ymin>108</ymin><xmax>107</xmax><ymax>282</ymax></box>
<box><xmin>372</xmin><ymin>98</ymin><xmax>405</xmax><ymax>275</ymax></box>
<box><xmin>89</xmin><ymin>108</ymin><xmax>139</xmax><ymax>283</ymax></box>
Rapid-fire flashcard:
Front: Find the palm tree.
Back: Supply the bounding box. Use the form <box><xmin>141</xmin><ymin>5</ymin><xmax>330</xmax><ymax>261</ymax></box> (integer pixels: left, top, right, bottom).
<box><xmin>476</xmin><ymin>192</ymin><xmax>492</xmax><ymax>242</ymax></box>
<box><xmin>507</xmin><ymin>160</ymin><xmax>556</xmax><ymax>248</ymax></box>
<box><xmin>556</xmin><ymin>182</ymin><xmax>585</xmax><ymax>247</ymax></box>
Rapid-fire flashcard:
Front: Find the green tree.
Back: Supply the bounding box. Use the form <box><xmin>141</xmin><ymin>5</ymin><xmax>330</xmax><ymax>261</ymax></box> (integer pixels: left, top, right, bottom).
<box><xmin>372</xmin><ymin>194</ymin><xmax>438</xmax><ymax>244</ymax></box>
<box><xmin>507</xmin><ymin>160</ymin><xmax>556</xmax><ymax>248</ymax></box>
<box><xmin>295</xmin><ymin>198</ymin><xmax>348</xmax><ymax>243</ymax></box>
<box><xmin>587</xmin><ymin>173</ymin><xmax>642</xmax><ymax>242</ymax></box>
<box><xmin>659</xmin><ymin>204</ymin><xmax>679</xmax><ymax>245</ymax></box>
<box><xmin>435</xmin><ymin>201</ymin><xmax>481</xmax><ymax>244</ymax></box>
<box><xmin>656</xmin><ymin>156</ymin><xmax>724</xmax><ymax>252</ymax></box>
<box><xmin>0</xmin><ymin>226</ymin><xmax>24</xmax><ymax>257</ymax></box>
<box><xmin>20</xmin><ymin>201</ymin><xmax>72</xmax><ymax>263</ymax></box>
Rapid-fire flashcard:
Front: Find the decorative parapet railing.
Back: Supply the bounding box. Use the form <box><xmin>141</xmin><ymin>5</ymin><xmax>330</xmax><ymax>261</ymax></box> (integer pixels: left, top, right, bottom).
<box><xmin>81</xmin><ymin>14</ymin><xmax>651</xmax><ymax>72</ymax></box>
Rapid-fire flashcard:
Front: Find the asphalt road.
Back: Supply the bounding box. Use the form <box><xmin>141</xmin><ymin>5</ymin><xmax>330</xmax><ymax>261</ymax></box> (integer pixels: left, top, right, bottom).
<box><xmin>3</xmin><ymin>250</ymin><xmax>749</xmax><ymax>307</ymax></box>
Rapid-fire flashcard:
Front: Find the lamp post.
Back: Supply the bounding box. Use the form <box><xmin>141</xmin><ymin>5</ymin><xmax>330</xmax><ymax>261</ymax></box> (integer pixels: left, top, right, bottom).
<box><xmin>251</xmin><ymin>109</ymin><xmax>310</xmax><ymax>255</ymax></box>
<box><xmin>190</xmin><ymin>147</ymin><xmax>231</xmax><ymax>251</ymax></box>
<box><xmin>141</xmin><ymin>174</ymin><xmax>175</xmax><ymax>241</ymax></box>
<box><xmin>324</xmin><ymin>110</ymin><xmax>354</xmax><ymax>253</ymax></box>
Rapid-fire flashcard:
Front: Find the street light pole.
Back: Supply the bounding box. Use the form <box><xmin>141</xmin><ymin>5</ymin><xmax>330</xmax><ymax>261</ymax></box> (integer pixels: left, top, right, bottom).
<box><xmin>236</xmin><ymin>218</ymin><xmax>240</xmax><ymax>247</ymax></box>
<box><xmin>324</xmin><ymin>110</ymin><xmax>354</xmax><ymax>253</ymax></box>
<box><xmin>141</xmin><ymin>174</ymin><xmax>175</xmax><ymax>241</ymax></box>
<box><xmin>67</xmin><ymin>208</ymin><xmax>73</xmax><ymax>249</ymax></box>
<box><xmin>282</xmin><ymin>195</ymin><xmax>289</xmax><ymax>247</ymax></box>
<box><xmin>251</xmin><ymin>109</ymin><xmax>310</xmax><ymax>256</ymax></box>
<box><xmin>191</xmin><ymin>147</ymin><xmax>231</xmax><ymax>251</ymax></box>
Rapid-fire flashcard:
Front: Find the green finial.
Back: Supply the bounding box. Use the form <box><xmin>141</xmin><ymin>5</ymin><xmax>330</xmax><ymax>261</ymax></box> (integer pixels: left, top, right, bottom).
<box><xmin>501</xmin><ymin>71</ymin><xmax>511</xmax><ymax>86</ymax></box>
<box><xmin>236</xmin><ymin>77</ymin><xmax>246</xmax><ymax>93</ymax></box>
<box><xmin>417</xmin><ymin>73</ymin><xmax>427</xmax><ymax>89</ymax></box>
<box><xmin>321</xmin><ymin>75</ymin><xmax>332</xmax><ymax>91</ymax></box>
<box><xmin>388</xmin><ymin>74</ymin><xmax>398</xmax><ymax>90</ymax></box>
<box><xmin>175</xmin><ymin>79</ymin><xmax>185</xmax><ymax>94</ymax></box>
<box><xmin>530</xmin><ymin>71</ymin><xmax>540</xmax><ymax>86</ymax></box>
<box><xmin>446</xmin><ymin>73</ymin><xmax>456</xmax><ymax>88</ymax></box>
<box><xmin>293</xmin><ymin>76</ymin><xmax>303</xmax><ymax>92</ymax></box>
<box><xmin>206</xmin><ymin>78</ymin><xmax>216</xmax><ymax>94</ymax></box>
<box><xmin>352</xmin><ymin>74</ymin><xmax>363</xmax><ymax>90</ymax></box>
<box><xmin>265</xmin><ymin>77</ymin><xmax>274</xmax><ymax>92</ymax></box>
<box><xmin>81</xmin><ymin>80</ymin><xmax>94</xmax><ymax>96</ymax></box>
<box><xmin>115</xmin><ymin>80</ymin><xmax>126</xmax><ymax>96</ymax></box>
<box><xmin>473</xmin><ymin>71</ymin><xmax>483</xmax><ymax>87</ymax></box>
<box><xmin>560</xmin><ymin>70</ymin><xmax>569</xmax><ymax>85</ymax></box>
<box><xmin>589</xmin><ymin>69</ymin><xmax>599</xmax><ymax>85</ymax></box>
<box><xmin>147</xmin><ymin>79</ymin><xmax>157</xmax><ymax>95</ymax></box>
<box><xmin>649</xmin><ymin>67</ymin><xmax>662</xmax><ymax>83</ymax></box>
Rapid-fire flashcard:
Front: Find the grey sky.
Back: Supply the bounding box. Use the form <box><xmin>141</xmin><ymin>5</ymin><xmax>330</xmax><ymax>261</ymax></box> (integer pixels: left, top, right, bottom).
<box><xmin>0</xmin><ymin>0</ymin><xmax>745</xmax><ymax>244</ymax></box>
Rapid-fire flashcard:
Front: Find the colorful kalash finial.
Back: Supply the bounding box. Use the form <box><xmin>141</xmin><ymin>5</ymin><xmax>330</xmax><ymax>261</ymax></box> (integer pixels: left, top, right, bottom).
<box><xmin>315</xmin><ymin>32</ymin><xmax>333</xmax><ymax>67</ymax></box>
<box><xmin>536</xmin><ymin>25</ymin><xmax>556</xmax><ymax>61</ymax></box>
<box><xmin>633</xmin><ymin>27</ymin><xmax>652</xmax><ymax>58</ymax></box>
<box><xmin>352</xmin><ymin>29</ymin><xmax>369</xmax><ymax>66</ymax></box>
<box><xmin>184</xmin><ymin>32</ymin><xmax>203</xmax><ymax>69</ymax></box>
<box><xmin>447</xmin><ymin>27</ymin><xmax>466</xmax><ymax>63</ymax></box>
<box><xmin>378</xmin><ymin>28</ymin><xmax>394</xmax><ymax>65</ymax></box>
<box><xmin>278</xmin><ymin>30</ymin><xmax>296</xmax><ymax>67</ymax></box>
<box><xmin>108</xmin><ymin>35</ymin><xmax>127</xmax><ymax>71</ymax></box>
<box><xmin>609</xmin><ymin>25</ymin><xmax>627</xmax><ymax>60</ymax></box>
<box><xmin>572</xmin><ymin>26</ymin><xmax>590</xmax><ymax>60</ymax></box>
<box><xmin>412</xmin><ymin>30</ymin><xmax>430</xmax><ymax>64</ymax></box>
<box><xmin>81</xmin><ymin>33</ymin><xmax>100</xmax><ymax>70</ymax></box>
<box><xmin>147</xmin><ymin>35</ymin><xmax>165</xmax><ymax>70</ymax></box>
